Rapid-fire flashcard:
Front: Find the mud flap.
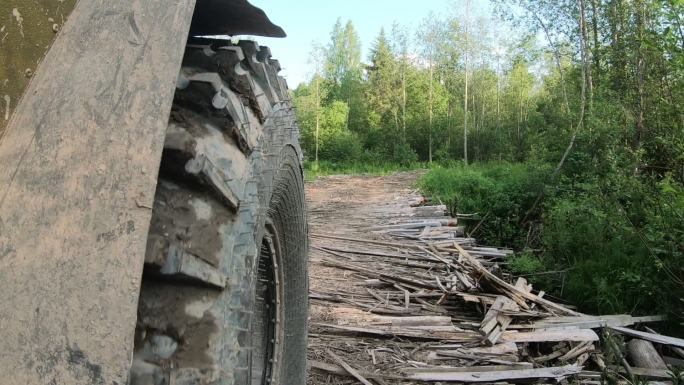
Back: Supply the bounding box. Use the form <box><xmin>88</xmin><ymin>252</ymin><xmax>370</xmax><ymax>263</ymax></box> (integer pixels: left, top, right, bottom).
<box><xmin>0</xmin><ymin>0</ymin><xmax>196</xmax><ymax>384</ymax></box>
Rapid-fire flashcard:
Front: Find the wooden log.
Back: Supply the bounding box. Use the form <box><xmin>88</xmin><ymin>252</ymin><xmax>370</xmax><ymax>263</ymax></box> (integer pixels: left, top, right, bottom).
<box><xmin>628</xmin><ymin>339</ymin><xmax>668</xmax><ymax>370</ymax></box>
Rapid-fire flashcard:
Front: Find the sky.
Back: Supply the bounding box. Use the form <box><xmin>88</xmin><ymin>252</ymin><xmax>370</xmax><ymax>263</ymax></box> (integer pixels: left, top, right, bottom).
<box><xmin>248</xmin><ymin>0</ymin><xmax>493</xmax><ymax>87</ymax></box>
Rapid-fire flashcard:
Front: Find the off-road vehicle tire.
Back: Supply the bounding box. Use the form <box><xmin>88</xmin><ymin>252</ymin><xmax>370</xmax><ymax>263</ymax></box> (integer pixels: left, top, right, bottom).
<box><xmin>128</xmin><ymin>39</ymin><xmax>308</xmax><ymax>385</ymax></box>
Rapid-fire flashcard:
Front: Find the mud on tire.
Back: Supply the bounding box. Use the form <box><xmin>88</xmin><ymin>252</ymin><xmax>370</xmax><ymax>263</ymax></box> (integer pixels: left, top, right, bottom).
<box><xmin>128</xmin><ymin>39</ymin><xmax>308</xmax><ymax>385</ymax></box>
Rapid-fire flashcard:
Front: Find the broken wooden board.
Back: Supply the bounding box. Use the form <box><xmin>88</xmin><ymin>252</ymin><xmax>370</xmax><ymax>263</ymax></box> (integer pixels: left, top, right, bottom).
<box><xmin>610</xmin><ymin>326</ymin><xmax>684</xmax><ymax>348</ymax></box>
<box><xmin>609</xmin><ymin>365</ymin><xmax>684</xmax><ymax>380</ymax></box>
<box><xmin>514</xmin><ymin>314</ymin><xmax>666</xmax><ymax>330</ymax></box>
<box><xmin>479</xmin><ymin>295</ymin><xmax>520</xmax><ymax>345</ymax></box>
<box><xmin>453</xmin><ymin>242</ymin><xmax>581</xmax><ymax>316</ymax></box>
<box><xmin>501</xmin><ymin>329</ymin><xmax>600</xmax><ymax>343</ymax></box>
<box><xmin>403</xmin><ymin>364</ymin><xmax>583</xmax><ymax>382</ymax></box>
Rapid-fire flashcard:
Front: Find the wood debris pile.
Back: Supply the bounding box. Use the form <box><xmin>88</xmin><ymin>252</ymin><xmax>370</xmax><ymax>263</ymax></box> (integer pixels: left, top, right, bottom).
<box><xmin>307</xmin><ymin>183</ymin><xmax>683</xmax><ymax>384</ymax></box>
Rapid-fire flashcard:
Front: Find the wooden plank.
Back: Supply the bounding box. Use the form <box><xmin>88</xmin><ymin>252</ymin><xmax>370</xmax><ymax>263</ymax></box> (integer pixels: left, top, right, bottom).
<box><xmin>610</xmin><ymin>366</ymin><xmax>683</xmax><ymax>380</ymax></box>
<box><xmin>453</xmin><ymin>243</ymin><xmax>581</xmax><ymax>316</ymax></box>
<box><xmin>316</xmin><ymin>323</ymin><xmax>479</xmax><ymax>341</ymax></box>
<box><xmin>310</xmin><ymin>360</ymin><xmax>395</xmax><ymax>380</ymax></box>
<box><xmin>479</xmin><ymin>296</ymin><xmax>519</xmax><ymax>345</ymax></box>
<box><xmin>408</xmin><ymin>363</ymin><xmax>533</xmax><ymax>373</ymax></box>
<box><xmin>522</xmin><ymin>315</ymin><xmax>666</xmax><ymax>330</ymax></box>
<box><xmin>325</xmin><ymin>349</ymin><xmax>374</xmax><ymax>385</ymax></box>
<box><xmin>369</xmin><ymin>315</ymin><xmax>453</xmax><ymax>327</ymax></box>
<box><xmin>404</xmin><ymin>364</ymin><xmax>582</xmax><ymax>382</ymax></box>
<box><xmin>317</xmin><ymin>323</ymin><xmax>599</xmax><ymax>343</ymax></box>
<box><xmin>501</xmin><ymin>329</ymin><xmax>599</xmax><ymax>343</ymax></box>
<box><xmin>466</xmin><ymin>342</ymin><xmax>519</xmax><ymax>355</ymax></box>
<box><xmin>610</xmin><ymin>326</ymin><xmax>684</xmax><ymax>348</ymax></box>
<box><xmin>311</xmin><ymin>233</ymin><xmax>425</xmax><ymax>249</ymax></box>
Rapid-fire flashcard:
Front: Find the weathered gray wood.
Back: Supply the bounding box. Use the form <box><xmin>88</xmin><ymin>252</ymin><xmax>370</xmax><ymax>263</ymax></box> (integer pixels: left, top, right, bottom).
<box><xmin>409</xmin><ymin>363</ymin><xmax>533</xmax><ymax>373</ymax></box>
<box><xmin>479</xmin><ymin>296</ymin><xmax>519</xmax><ymax>345</ymax></box>
<box><xmin>310</xmin><ymin>360</ymin><xmax>395</xmax><ymax>380</ymax></box>
<box><xmin>404</xmin><ymin>364</ymin><xmax>582</xmax><ymax>382</ymax></box>
<box><xmin>558</xmin><ymin>341</ymin><xmax>595</xmax><ymax>362</ymax></box>
<box><xmin>511</xmin><ymin>314</ymin><xmax>665</xmax><ymax>330</ymax></box>
<box><xmin>325</xmin><ymin>349</ymin><xmax>374</xmax><ymax>385</ymax></box>
<box><xmin>317</xmin><ymin>323</ymin><xmax>599</xmax><ymax>343</ymax></box>
<box><xmin>628</xmin><ymin>339</ymin><xmax>668</xmax><ymax>370</ymax></box>
<box><xmin>501</xmin><ymin>329</ymin><xmax>599</xmax><ymax>343</ymax></box>
<box><xmin>453</xmin><ymin>243</ymin><xmax>581</xmax><ymax>316</ymax></box>
<box><xmin>610</xmin><ymin>366</ymin><xmax>683</xmax><ymax>380</ymax></box>
<box><xmin>0</xmin><ymin>0</ymin><xmax>196</xmax><ymax>383</ymax></box>
<box><xmin>611</xmin><ymin>326</ymin><xmax>684</xmax><ymax>348</ymax></box>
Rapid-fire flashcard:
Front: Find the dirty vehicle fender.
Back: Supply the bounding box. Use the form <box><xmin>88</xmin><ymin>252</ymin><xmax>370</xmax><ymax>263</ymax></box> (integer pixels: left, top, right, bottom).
<box><xmin>0</xmin><ymin>0</ymin><xmax>196</xmax><ymax>384</ymax></box>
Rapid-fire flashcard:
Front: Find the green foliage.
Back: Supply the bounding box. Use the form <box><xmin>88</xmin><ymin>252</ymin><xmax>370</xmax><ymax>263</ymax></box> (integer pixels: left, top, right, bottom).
<box><xmin>421</xmin><ymin>162</ymin><xmax>684</xmax><ymax>319</ymax></box>
<box><xmin>303</xmin><ymin>159</ymin><xmax>427</xmax><ymax>181</ymax></box>
<box><xmin>315</xmin><ymin>101</ymin><xmax>363</xmax><ymax>162</ymax></box>
<box><xmin>508</xmin><ymin>252</ymin><xmax>544</xmax><ymax>276</ymax></box>
<box><xmin>294</xmin><ymin>2</ymin><xmax>684</xmax><ymax>323</ymax></box>
<box><xmin>419</xmin><ymin>162</ymin><xmax>551</xmax><ymax>248</ymax></box>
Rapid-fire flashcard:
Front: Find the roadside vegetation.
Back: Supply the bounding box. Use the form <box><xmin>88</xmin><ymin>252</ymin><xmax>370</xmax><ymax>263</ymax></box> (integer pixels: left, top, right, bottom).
<box><xmin>303</xmin><ymin>160</ymin><xmax>426</xmax><ymax>181</ymax></box>
<box><xmin>293</xmin><ymin>1</ymin><xmax>683</xmax><ymax>321</ymax></box>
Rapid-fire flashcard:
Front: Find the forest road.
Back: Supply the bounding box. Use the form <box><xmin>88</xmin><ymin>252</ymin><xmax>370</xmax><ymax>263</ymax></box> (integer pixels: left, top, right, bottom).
<box><xmin>304</xmin><ymin>171</ymin><xmax>425</xmax><ymax>384</ymax></box>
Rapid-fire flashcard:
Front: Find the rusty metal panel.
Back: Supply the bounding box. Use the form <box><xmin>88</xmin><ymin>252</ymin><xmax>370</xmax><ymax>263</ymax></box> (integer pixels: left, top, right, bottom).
<box><xmin>0</xmin><ymin>0</ymin><xmax>78</xmax><ymax>137</ymax></box>
<box><xmin>0</xmin><ymin>0</ymin><xmax>196</xmax><ymax>384</ymax></box>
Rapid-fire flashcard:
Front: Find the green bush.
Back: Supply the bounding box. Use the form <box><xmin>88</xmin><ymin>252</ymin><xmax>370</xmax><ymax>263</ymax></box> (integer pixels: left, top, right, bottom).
<box><xmin>418</xmin><ymin>162</ymin><xmax>551</xmax><ymax>249</ymax></box>
<box><xmin>420</xmin><ymin>163</ymin><xmax>684</xmax><ymax>321</ymax></box>
<box><xmin>304</xmin><ymin>159</ymin><xmax>427</xmax><ymax>180</ymax></box>
<box><xmin>508</xmin><ymin>252</ymin><xmax>545</xmax><ymax>275</ymax></box>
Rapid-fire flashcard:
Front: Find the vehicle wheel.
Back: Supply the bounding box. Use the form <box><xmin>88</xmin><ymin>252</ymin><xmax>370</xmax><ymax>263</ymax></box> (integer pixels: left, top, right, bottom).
<box><xmin>128</xmin><ymin>39</ymin><xmax>308</xmax><ymax>385</ymax></box>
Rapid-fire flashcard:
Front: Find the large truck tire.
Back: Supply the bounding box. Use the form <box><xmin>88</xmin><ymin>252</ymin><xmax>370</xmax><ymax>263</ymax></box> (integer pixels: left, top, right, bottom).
<box><xmin>128</xmin><ymin>40</ymin><xmax>308</xmax><ymax>385</ymax></box>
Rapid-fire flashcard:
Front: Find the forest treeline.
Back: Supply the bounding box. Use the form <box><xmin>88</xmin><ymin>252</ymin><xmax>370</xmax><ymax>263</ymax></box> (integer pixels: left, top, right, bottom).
<box><xmin>292</xmin><ymin>0</ymin><xmax>683</xmax><ymax>321</ymax></box>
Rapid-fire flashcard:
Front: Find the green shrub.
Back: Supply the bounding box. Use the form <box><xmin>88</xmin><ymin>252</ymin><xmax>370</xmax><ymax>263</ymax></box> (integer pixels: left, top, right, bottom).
<box><xmin>303</xmin><ymin>159</ymin><xmax>427</xmax><ymax>180</ymax></box>
<box><xmin>419</xmin><ymin>163</ymin><xmax>684</xmax><ymax>322</ymax></box>
<box><xmin>508</xmin><ymin>252</ymin><xmax>545</xmax><ymax>275</ymax></box>
<box><xmin>418</xmin><ymin>162</ymin><xmax>551</xmax><ymax>249</ymax></box>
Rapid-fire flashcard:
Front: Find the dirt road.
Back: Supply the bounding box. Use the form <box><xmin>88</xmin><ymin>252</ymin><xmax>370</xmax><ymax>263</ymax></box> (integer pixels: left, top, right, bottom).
<box><xmin>305</xmin><ymin>171</ymin><xmax>429</xmax><ymax>383</ymax></box>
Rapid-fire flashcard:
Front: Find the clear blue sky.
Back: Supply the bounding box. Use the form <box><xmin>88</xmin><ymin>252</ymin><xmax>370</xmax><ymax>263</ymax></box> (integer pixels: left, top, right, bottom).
<box><xmin>248</xmin><ymin>0</ymin><xmax>493</xmax><ymax>87</ymax></box>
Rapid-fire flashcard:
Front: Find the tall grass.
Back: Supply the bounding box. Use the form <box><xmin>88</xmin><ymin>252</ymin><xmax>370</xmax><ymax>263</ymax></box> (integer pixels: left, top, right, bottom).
<box><xmin>304</xmin><ymin>159</ymin><xmax>428</xmax><ymax>181</ymax></box>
